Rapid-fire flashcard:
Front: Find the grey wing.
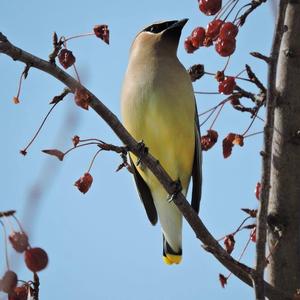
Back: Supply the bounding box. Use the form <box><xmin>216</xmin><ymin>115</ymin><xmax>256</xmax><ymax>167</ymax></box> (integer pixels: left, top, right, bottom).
<box><xmin>129</xmin><ymin>155</ymin><xmax>158</xmax><ymax>225</ymax></box>
<box><xmin>191</xmin><ymin>102</ymin><xmax>202</xmax><ymax>214</ymax></box>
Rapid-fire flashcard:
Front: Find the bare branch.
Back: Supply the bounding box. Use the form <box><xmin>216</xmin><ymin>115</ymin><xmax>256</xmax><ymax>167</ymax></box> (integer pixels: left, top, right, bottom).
<box><xmin>0</xmin><ymin>32</ymin><xmax>292</xmax><ymax>300</ymax></box>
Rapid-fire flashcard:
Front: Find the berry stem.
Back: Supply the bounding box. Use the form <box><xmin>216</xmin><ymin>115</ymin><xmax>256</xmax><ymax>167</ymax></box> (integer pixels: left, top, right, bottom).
<box><xmin>195</xmin><ymin>91</ymin><xmax>220</xmax><ymax>95</ymax></box>
<box><xmin>73</xmin><ymin>63</ymin><xmax>81</xmax><ymax>84</ymax></box>
<box><xmin>200</xmin><ymin>107</ymin><xmax>218</xmax><ymax>128</ymax></box>
<box><xmin>21</xmin><ymin>102</ymin><xmax>58</xmax><ymax>154</ymax></box>
<box><xmin>87</xmin><ymin>149</ymin><xmax>102</xmax><ymax>173</ymax></box>
<box><xmin>223</xmin><ymin>0</ymin><xmax>240</xmax><ymax>22</ymax></box>
<box><xmin>237</xmin><ymin>234</ymin><xmax>252</xmax><ymax>261</ymax></box>
<box><xmin>12</xmin><ymin>215</ymin><xmax>26</xmax><ymax>233</ymax></box>
<box><xmin>15</xmin><ymin>70</ymin><xmax>24</xmax><ymax>102</ymax></box>
<box><xmin>235</xmin><ymin>69</ymin><xmax>246</xmax><ymax>78</ymax></box>
<box><xmin>214</xmin><ymin>0</ymin><xmax>236</xmax><ymax>21</ymax></box>
<box><xmin>234</xmin><ymin>4</ymin><xmax>252</xmax><ymax>24</ymax></box>
<box><xmin>222</xmin><ymin>56</ymin><xmax>231</xmax><ymax>72</ymax></box>
<box><xmin>204</xmin><ymin>71</ymin><xmax>252</xmax><ymax>83</ymax></box>
<box><xmin>209</xmin><ymin>102</ymin><xmax>225</xmax><ymax>130</ymax></box>
<box><xmin>63</xmin><ymin>142</ymin><xmax>101</xmax><ymax>157</ymax></box>
<box><xmin>241</xmin><ymin>110</ymin><xmax>258</xmax><ymax>136</ymax></box>
<box><xmin>0</xmin><ymin>220</ymin><xmax>10</xmax><ymax>270</ymax></box>
<box><xmin>244</xmin><ymin>130</ymin><xmax>264</xmax><ymax>139</ymax></box>
<box><xmin>217</xmin><ymin>216</ymin><xmax>252</xmax><ymax>241</ymax></box>
<box><xmin>63</xmin><ymin>32</ymin><xmax>95</xmax><ymax>43</ymax></box>
<box><xmin>77</xmin><ymin>138</ymin><xmax>104</xmax><ymax>144</ymax></box>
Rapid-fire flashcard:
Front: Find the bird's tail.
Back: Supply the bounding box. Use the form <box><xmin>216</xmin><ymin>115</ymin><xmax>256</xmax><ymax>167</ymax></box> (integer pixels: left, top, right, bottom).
<box><xmin>162</xmin><ymin>235</ymin><xmax>182</xmax><ymax>265</ymax></box>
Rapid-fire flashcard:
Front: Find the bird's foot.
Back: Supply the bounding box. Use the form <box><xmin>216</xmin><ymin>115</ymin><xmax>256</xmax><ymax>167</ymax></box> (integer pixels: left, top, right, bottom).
<box><xmin>136</xmin><ymin>140</ymin><xmax>149</xmax><ymax>166</ymax></box>
<box><xmin>168</xmin><ymin>179</ymin><xmax>182</xmax><ymax>203</ymax></box>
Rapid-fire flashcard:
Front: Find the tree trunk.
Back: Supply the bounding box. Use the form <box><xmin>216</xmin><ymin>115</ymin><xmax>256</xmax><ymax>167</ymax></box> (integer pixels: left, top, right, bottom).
<box><xmin>268</xmin><ymin>0</ymin><xmax>300</xmax><ymax>298</ymax></box>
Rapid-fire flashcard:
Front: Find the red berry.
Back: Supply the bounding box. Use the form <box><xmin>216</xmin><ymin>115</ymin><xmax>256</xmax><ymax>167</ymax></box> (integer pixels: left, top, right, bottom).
<box><xmin>74</xmin><ymin>172</ymin><xmax>93</xmax><ymax>194</ymax></box>
<box><xmin>24</xmin><ymin>247</ymin><xmax>48</xmax><ymax>272</ymax></box>
<box><xmin>250</xmin><ymin>227</ymin><xmax>257</xmax><ymax>242</ymax></box>
<box><xmin>203</xmin><ymin>36</ymin><xmax>213</xmax><ymax>47</ymax></box>
<box><xmin>190</xmin><ymin>27</ymin><xmax>206</xmax><ymax>48</ymax></box>
<box><xmin>58</xmin><ymin>49</ymin><xmax>76</xmax><ymax>69</ymax></box>
<box><xmin>219</xmin><ymin>22</ymin><xmax>239</xmax><ymax>39</ymax></box>
<box><xmin>199</xmin><ymin>0</ymin><xmax>222</xmax><ymax>15</ymax></box>
<box><xmin>9</xmin><ymin>232</ymin><xmax>29</xmax><ymax>253</ymax></box>
<box><xmin>1</xmin><ymin>271</ymin><xmax>18</xmax><ymax>294</ymax></box>
<box><xmin>218</xmin><ymin>76</ymin><xmax>236</xmax><ymax>95</ymax></box>
<box><xmin>184</xmin><ymin>36</ymin><xmax>197</xmax><ymax>53</ymax></box>
<box><xmin>206</xmin><ymin>19</ymin><xmax>223</xmax><ymax>39</ymax></box>
<box><xmin>215</xmin><ymin>37</ymin><xmax>236</xmax><ymax>57</ymax></box>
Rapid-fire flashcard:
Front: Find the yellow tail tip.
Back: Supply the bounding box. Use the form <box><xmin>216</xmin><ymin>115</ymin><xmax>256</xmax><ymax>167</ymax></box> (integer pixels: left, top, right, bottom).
<box><xmin>163</xmin><ymin>254</ymin><xmax>182</xmax><ymax>265</ymax></box>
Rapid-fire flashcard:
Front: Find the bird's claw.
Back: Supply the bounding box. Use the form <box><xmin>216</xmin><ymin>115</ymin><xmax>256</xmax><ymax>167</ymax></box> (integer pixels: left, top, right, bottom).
<box><xmin>136</xmin><ymin>140</ymin><xmax>148</xmax><ymax>166</ymax></box>
<box><xmin>168</xmin><ymin>179</ymin><xmax>182</xmax><ymax>203</ymax></box>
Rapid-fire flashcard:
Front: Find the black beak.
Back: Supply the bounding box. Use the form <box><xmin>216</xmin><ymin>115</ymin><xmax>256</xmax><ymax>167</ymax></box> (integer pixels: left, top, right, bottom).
<box><xmin>167</xmin><ymin>18</ymin><xmax>189</xmax><ymax>31</ymax></box>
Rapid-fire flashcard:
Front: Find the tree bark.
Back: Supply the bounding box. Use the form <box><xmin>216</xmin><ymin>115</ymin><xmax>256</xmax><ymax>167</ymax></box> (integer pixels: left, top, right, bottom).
<box><xmin>268</xmin><ymin>0</ymin><xmax>300</xmax><ymax>298</ymax></box>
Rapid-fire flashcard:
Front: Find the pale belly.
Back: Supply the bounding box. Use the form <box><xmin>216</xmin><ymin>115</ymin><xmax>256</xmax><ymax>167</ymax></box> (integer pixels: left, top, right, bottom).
<box><xmin>122</xmin><ymin>81</ymin><xmax>195</xmax><ymax>192</ymax></box>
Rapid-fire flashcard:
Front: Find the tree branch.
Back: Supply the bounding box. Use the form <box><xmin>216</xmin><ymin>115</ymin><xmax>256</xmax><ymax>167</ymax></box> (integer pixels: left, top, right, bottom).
<box><xmin>254</xmin><ymin>1</ymin><xmax>288</xmax><ymax>299</ymax></box>
<box><xmin>0</xmin><ymin>32</ymin><xmax>292</xmax><ymax>300</ymax></box>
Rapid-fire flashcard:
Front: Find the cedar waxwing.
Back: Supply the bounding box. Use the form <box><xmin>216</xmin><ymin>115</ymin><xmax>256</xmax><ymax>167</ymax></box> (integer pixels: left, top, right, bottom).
<box><xmin>121</xmin><ymin>19</ymin><xmax>202</xmax><ymax>265</ymax></box>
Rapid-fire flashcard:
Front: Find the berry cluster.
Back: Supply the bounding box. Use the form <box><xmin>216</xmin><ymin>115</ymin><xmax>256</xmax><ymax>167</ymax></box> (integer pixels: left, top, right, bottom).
<box><xmin>185</xmin><ymin>0</ymin><xmax>239</xmax><ymax>57</ymax></box>
<box><xmin>0</xmin><ymin>212</ymin><xmax>48</xmax><ymax>299</ymax></box>
<box><xmin>185</xmin><ymin>20</ymin><xmax>238</xmax><ymax>57</ymax></box>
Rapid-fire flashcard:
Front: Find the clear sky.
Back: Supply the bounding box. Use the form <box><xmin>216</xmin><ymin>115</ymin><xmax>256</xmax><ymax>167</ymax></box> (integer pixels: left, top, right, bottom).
<box><xmin>0</xmin><ymin>1</ymin><xmax>274</xmax><ymax>299</ymax></box>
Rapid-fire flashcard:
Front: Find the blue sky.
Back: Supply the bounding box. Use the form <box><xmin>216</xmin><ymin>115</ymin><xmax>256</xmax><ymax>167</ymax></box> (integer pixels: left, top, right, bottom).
<box><xmin>1</xmin><ymin>1</ymin><xmax>274</xmax><ymax>299</ymax></box>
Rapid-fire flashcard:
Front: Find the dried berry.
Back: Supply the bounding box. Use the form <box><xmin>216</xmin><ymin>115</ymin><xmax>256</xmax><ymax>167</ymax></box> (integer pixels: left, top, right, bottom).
<box><xmin>1</xmin><ymin>271</ymin><xmax>18</xmax><ymax>294</ymax></box>
<box><xmin>219</xmin><ymin>22</ymin><xmax>239</xmax><ymax>39</ymax></box>
<box><xmin>72</xmin><ymin>135</ymin><xmax>80</xmax><ymax>147</ymax></box>
<box><xmin>233</xmin><ymin>134</ymin><xmax>244</xmax><ymax>146</ymax></box>
<box><xmin>188</xmin><ymin>64</ymin><xmax>205</xmax><ymax>82</ymax></box>
<box><xmin>218</xmin><ymin>76</ymin><xmax>236</xmax><ymax>95</ymax></box>
<box><xmin>9</xmin><ymin>232</ymin><xmax>29</xmax><ymax>253</ymax></box>
<box><xmin>219</xmin><ymin>273</ymin><xmax>227</xmax><ymax>288</ymax></box>
<box><xmin>12</xmin><ymin>97</ymin><xmax>20</xmax><ymax>104</ymax></box>
<box><xmin>201</xmin><ymin>130</ymin><xmax>218</xmax><ymax>151</ymax></box>
<box><xmin>74</xmin><ymin>172</ymin><xmax>93</xmax><ymax>194</ymax></box>
<box><xmin>255</xmin><ymin>182</ymin><xmax>261</xmax><ymax>200</ymax></box>
<box><xmin>58</xmin><ymin>49</ymin><xmax>76</xmax><ymax>69</ymax></box>
<box><xmin>206</xmin><ymin>19</ymin><xmax>223</xmax><ymax>39</ymax></box>
<box><xmin>93</xmin><ymin>25</ymin><xmax>109</xmax><ymax>44</ymax></box>
<box><xmin>190</xmin><ymin>27</ymin><xmax>206</xmax><ymax>48</ymax></box>
<box><xmin>215</xmin><ymin>70</ymin><xmax>225</xmax><ymax>82</ymax></box>
<box><xmin>215</xmin><ymin>37</ymin><xmax>236</xmax><ymax>57</ymax></box>
<box><xmin>222</xmin><ymin>133</ymin><xmax>244</xmax><ymax>158</ymax></box>
<box><xmin>222</xmin><ymin>133</ymin><xmax>236</xmax><ymax>158</ymax></box>
<box><xmin>42</xmin><ymin>149</ymin><xmax>65</xmax><ymax>161</ymax></box>
<box><xmin>8</xmin><ymin>285</ymin><xmax>31</xmax><ymax>300</ymax></box>
<box><xmin>184</xmin><ymin>36</ymin><xmax>197</xmax><ymax>53</ymax></box>
<box><xmin>224</xmin><ymin>234</ymin><xmax>235</xmax><ymax>254</ymax></box>
<box><xmin>199</xmin><ymin>0</ymin><xmax>222</xmax><ymax>15</ymax></box>
<box><xmin>229</xmin><ymin>95</ymin><xmax>240</xmax><ymax>106</ymax></box>
<box><xmin>24</xmin><ymin>247</ymin><xmax>48</xmax><ymax>272</ymax></box>
<box><xmin>19</xmin><ymin>150</ymin><xmax>27</xmax><ymax>156</ymax></box>
<box><xmin>74</xmin><ymin>88</ymin><xmax>91</xmax><ymax>110</ymax></box>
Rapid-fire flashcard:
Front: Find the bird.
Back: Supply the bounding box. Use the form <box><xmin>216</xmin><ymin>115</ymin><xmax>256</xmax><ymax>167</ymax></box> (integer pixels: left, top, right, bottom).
<box><xmin>121</xmin><ymin>19</ymin><xmax>202</xmax><ymax>265</ymax></box>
